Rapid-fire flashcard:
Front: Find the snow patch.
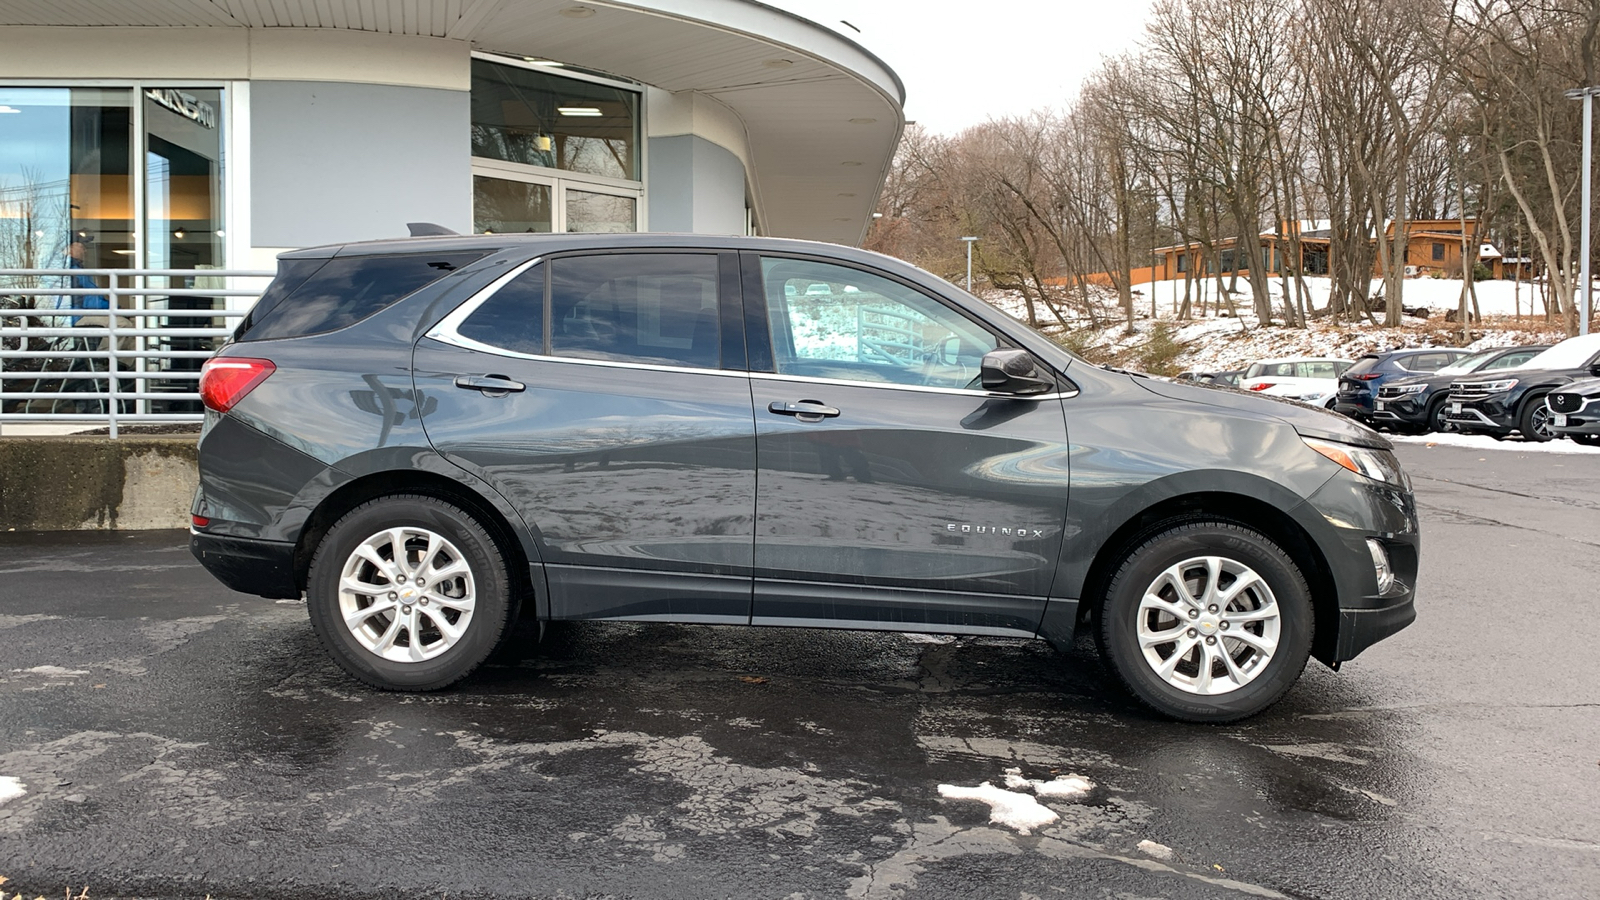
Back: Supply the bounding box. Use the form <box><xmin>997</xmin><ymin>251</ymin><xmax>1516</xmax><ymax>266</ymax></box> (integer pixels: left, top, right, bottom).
<box><xmin>1002</xmin><ymin>766</ymin><xmax>1094</xmax><ymax>798</ymax></box>
<box><xmin>1390</xmin><ymin>433</ymin><xmax>1600</xmax><ymax>454</ymax></box>
<box><xmin>937</xmin><ymin>782</ymin><xmax>1058</xmax><ymax>834</ymax></box>
<box><xmin>0</xmin><ymin>776</ymin><xmax>25</xmax><ymax>805</ymax></box>
<box><xmin>15</xmin><ymin>665</ymin><xmax>89</xmax><ymax>677</ymax></box>
<box><xmin>900</xmin><ymin>633</ymin><xmax>956</xmax><ymax>644</ymax></box>
<box><xmin>1136</xmin><ymin>838</ymin><xmax>1175</xmax><ymax>860</ymax></box>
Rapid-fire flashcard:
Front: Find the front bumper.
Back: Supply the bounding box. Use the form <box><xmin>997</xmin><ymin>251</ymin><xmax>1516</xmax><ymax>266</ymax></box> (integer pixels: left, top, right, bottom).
<box><xmin>1549</xmin><ymin>396</ymin><xmax>1600</xmax><ymax>437</ymax></box>
<box><xmin>1443</xmin><ymin>395</ymin><xmax>1517</xmax><ymax>434</ymax></box>
<box><xmin>1302</xmin><ymin>469</ymin><xmax>1421</xmax><ymax>662</ymax></box>
<box><xmin>190</xmin><ymin>530</ymin><xmax>299</xmax><ymax>599</ymax></box>
<box><xmin>1368</xmin><ymin>392</ymin><xmax>1432</xmax><ymax>430</ymax></box>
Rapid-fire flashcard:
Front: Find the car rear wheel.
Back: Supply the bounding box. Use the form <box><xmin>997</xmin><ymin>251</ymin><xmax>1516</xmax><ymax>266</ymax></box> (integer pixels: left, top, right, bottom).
<box><xmin>307</xmin><ymin>495</ymin><xmax>513</xmax><ymax>690</ymax></box>
<box><xmin>1098</xmin><ymin>520</ymin><xmax>1313</xmax><ymax>722</ymax></box>
<box><xmin>1519</xmin><ymin>394</ymin><xmax>1556</xmax><ymax>443</ymax></box>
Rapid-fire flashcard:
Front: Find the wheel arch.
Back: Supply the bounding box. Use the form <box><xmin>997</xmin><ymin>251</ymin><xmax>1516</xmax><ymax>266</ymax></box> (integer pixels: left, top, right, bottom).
<box><xmin>1076</xmin><ymin>491</ymin><xmax>1342</xmax><ymax>667</ymax></box>
<box><xmin>292</xmin><ymin>469</ymin><xmax>541</xmax><ymax>620</ymax></box>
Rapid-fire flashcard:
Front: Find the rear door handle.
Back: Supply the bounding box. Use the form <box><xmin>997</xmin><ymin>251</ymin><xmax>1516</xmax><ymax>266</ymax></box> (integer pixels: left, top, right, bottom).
<box><xmin>454</xmin><ymin>374</ymin><xmax>525</xmax><ymax>396</ymax></box>
<box><xmin>768</xmin><ymin>400</ymin><xmax>840</xmax><ymax>420</ymax></box>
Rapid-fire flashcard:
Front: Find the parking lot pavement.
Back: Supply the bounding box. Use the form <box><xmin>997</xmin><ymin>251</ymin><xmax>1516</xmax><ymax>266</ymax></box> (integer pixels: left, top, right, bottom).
<box><xmin>1</xmin><ymin>443</ymin><xmax>1596</xmax><ymax>900</ymax></box>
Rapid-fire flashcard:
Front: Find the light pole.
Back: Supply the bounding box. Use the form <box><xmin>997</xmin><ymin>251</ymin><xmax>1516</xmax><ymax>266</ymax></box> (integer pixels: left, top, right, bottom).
<box><xmin>1565</xmin><ymin>86</ymin><xmax>1596</xmax><ymax>336</ymax></box>
<box><xmin>961</xmin><ymin>236</ymin><xmax>978</xmax><ymax>292</ymax></box>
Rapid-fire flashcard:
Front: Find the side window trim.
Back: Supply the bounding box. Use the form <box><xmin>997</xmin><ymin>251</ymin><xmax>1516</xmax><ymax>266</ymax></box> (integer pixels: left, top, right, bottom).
<box><xmin>424</xmin><ymin>255</ymin><xmax>545</xmax><ymax>354</ymax></box>
<box><xmin>428</xmin><ymin>250</ymin><xmax>750</xmax><ymax>376</ymax></box>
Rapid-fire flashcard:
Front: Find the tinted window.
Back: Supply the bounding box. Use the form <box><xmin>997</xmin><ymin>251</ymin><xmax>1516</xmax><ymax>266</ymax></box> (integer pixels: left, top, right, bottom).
<box><xmin>1409</xmin><ymin>352</ymin><xmax>1454</xmax><ymax>372</ymax></box>
<box><xmin>1298</xmin><ymin>361</ymin><xmax>1340</xmax><ymax>379</ymax></box>
<box><xmin>234</xmin><ymin>257</ymin><xmax>327</xmax><ymax>341</ymax></box>
<box><xmin>760</xmin><ymin>257</ymin><xmax>997</xmax><ymax>390</ymax></box>
<box><xmin>549</xmin><ymin>254</ymin><xmax>720</xmax><ymax>369</ymax></box>
<box><xmin>1485</xmin><ymin>349</ymin><xmax>1541</xmax><ymax>370</ymax></box>
<box><xmin>1346</xmin><ymin>355</ymin><xmax>1381</xmax><ymax>376</ymax></box>
<box><xmin>239</xmin><ymin>252</ymin><xmax>487</xmax><ymax>342</ymax></box>
<box><xmin>457</xmin><ymin>264</ymin><xmax>544</xmax><ymax>355</ymax></box>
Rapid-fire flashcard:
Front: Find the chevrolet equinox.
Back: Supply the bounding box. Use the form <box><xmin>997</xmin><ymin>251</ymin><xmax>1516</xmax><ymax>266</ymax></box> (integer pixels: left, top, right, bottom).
<box><xmin>191</xmin><ymin>233</ymin><xmax>1418</xmax><ymax>722</ymax></box>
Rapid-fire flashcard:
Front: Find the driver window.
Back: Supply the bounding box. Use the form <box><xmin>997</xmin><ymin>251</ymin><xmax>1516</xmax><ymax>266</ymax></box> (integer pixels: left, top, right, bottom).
<box><xmin>759</xmin><ymin>257</ymin><xmax>997</xmax><ymax>389</ymax></box>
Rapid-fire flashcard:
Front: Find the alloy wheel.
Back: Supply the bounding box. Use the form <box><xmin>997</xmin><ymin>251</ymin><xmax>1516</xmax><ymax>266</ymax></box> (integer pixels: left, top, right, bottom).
<box><xmin>338</xmin><ymin>527</ymin><xmax>476</xmax><ymax>663</ymax></box>
<box><xmin>1136</xmin><ymin>555</ymin><xmax>1281</xmax><ymax>696</ymax></box>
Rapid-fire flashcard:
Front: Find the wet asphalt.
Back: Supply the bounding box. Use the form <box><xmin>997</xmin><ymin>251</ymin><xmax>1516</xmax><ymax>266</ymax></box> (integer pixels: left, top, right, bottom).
<box><xmin>1</xmin><ymin>442</ymin><xmax>1597</xmax><ymax>900</ymax></box>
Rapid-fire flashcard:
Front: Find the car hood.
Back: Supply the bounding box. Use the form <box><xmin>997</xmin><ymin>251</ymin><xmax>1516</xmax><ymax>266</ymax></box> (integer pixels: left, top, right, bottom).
<box><xmin>1136</xmin><ymin>378</ymin><xmax>1391</xmax><ymax>449</ymax></box>
<box><xmin>1450</xmin><ymin>365</ymin><xmax>1583</xmax><ymax>386</ymax></box>
<box><xmin>1552</xmin><ymin>377</ymin><xmax>1600</xmax><ymax>396</ymax></box>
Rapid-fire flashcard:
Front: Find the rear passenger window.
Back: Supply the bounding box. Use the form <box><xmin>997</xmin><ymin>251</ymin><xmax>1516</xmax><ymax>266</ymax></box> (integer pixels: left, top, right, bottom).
<box><xmin>456</xmin><ymin>264</ymin><xmax>544</xmax><ymax>355</ymax></box>
<box><xmin>237</xmin><ymin>251</ymin><xmax>488</xmax><ymax>342</ymax></box>
<box><xmin>549</xmin><ymin>254</ymin><xmax>720</xmax><ymax>369</ymax></box>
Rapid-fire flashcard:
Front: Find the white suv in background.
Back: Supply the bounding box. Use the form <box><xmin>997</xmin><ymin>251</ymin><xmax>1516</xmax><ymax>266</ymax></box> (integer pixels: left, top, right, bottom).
<box><xmin>1241</xmin><ymin>357</ymin><xmax>1356</xmax><ymax>408</ymax></box>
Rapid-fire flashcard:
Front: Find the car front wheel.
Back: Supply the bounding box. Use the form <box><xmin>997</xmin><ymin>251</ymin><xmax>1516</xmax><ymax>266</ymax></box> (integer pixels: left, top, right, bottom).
<box><xmin>307</xmin><ymin>495</ymin><xmax>513</xmax><ymax>690</ymax></box>
<box><xmin>1519</xmin><ymin>394</ymin><xmax>1556</xmax><ymax>442</ymax></box>
<box><xmin>1098</xmin><ymin>520</ymin><xmax>1313</xmax><ymax>722</ymax></box>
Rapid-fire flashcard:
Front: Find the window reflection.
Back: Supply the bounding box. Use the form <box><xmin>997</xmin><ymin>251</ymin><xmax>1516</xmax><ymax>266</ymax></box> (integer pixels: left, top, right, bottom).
<box><xmin>471</xmin><ymin>59</ymin><xmax>639</xmax><ymax>181</ymax></box>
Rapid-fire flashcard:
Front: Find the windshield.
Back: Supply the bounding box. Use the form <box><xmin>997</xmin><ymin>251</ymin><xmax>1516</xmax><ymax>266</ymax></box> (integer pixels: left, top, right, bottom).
<box><xmin>1514</xmin><ymin>334</ymin><xmax>1600</xmax><ymax>371</ymax></box>
<box><xmin>1438</xmin><ymin>350</ymin><xmax>1496</xmax><ymax>376</ymax></box>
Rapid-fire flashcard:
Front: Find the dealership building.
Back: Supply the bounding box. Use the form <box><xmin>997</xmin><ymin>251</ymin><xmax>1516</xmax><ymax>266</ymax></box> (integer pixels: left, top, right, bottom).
<box><xmin>0</xmin><ymin>0</ymin><xmax>905</xmax><ymax>277</ymax></box>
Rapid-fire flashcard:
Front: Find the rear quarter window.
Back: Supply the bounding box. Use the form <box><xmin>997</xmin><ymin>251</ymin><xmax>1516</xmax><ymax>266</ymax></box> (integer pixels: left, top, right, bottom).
<box><xmin>236</xmin><ymin>251</ymin><xmax>488</xmax><ymax>342</ymax></box>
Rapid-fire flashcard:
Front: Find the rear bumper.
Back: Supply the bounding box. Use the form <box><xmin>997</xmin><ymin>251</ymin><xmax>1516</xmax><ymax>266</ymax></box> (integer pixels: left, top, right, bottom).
<box><xmin>190</xmin><ymin>530</ymin><xmax>299</xmax><ymax>599</ymax></box>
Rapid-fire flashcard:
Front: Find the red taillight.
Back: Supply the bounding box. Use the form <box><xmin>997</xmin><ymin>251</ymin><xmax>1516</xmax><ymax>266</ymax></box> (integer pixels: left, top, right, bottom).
<box><xmin>192</xmin><ymin>514</ymin><xmax>211</xmax><ymax>528</ymax></box>
<box><xmin>199</xmin><ymin>357</ymin><xmax>275</xmax><ymax>412</ymax></box>
<box><xmin>1352</xmin><ymin>373</ymin><xmax>1382</xmax><ymax>381</ymax></box>
<box><xmin>1248</xmin><ymin>382</ymin><xmax>1274</xmax><ymax>391</ymax></box>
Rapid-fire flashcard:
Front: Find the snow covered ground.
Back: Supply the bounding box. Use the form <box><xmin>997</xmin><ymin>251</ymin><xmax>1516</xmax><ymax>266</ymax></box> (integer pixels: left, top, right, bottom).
<box><xmin>1390</xmin><ymin>432</ymin><xmax>1600</xmax><ymax>454</ymax></box>
<box><xmin>980</xmin><ymin>276</ymin><xmax>1573</xmax><ymax>374</ymax></box>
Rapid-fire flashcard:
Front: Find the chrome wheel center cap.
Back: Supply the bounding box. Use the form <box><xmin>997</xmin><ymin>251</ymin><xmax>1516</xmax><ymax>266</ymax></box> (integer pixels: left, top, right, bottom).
<box><xmin>398</xmin><ymin>586</ymin><xmax>419</xmax><ymax>602</ymax></box>
<box><xmin>1197</xmin><ymin>616</ymin><xmax>1221</xmax><ymax>635</ymax></box>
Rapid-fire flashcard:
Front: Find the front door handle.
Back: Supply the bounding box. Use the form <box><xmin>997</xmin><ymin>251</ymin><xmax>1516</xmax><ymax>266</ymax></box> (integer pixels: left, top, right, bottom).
<box><xmin>454</xmin><ymin>374</ymin><xmax>526</xmax><ymax>396</ymax></box>
<box><xmin>768</xmin><ymin>399</ymin><xmax>840</xmax><ymax>421</ymax></box>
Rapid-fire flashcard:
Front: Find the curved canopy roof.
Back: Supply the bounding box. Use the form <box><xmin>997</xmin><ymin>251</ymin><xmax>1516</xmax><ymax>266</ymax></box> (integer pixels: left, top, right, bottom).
<box><xmin>0</xmin><ymin>0</ymin><xmax>906</xmax><ymax>245</ymax></box>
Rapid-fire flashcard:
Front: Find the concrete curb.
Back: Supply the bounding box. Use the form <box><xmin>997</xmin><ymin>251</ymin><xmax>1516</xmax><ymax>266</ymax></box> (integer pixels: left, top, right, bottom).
<box><xmin>0</xmin><ymin>436</ymin><xmax>198</xmax><ymax>531</ymax></box>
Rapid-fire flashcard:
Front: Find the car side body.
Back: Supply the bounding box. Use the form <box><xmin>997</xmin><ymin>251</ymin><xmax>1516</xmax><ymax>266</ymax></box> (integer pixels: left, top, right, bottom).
<box><xmin>190</xmin><ymin>233</ymin><xmax>1419</xmax><ymax>721</ymax></box>
<box><xmin>1240</xmin><ymin>357</ymin><xmax>1356</xmax><ymax>408</ymax></box>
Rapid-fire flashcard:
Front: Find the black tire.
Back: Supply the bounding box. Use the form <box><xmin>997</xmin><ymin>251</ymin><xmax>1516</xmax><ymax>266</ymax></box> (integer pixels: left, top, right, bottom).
<box><xmin>1098</xmin><ymin>520</ymin><xmax>1314</xmax><ymax>723</ymax></box>
<box><xmin>1518</xmin><ymin>393</ymin><xmax>1555</xmax><ymax>442</ymax></box>
<box><xmin>1425</xmin><ymin>396</ymin><xmax>1450</xmax><ymax>434</ymax></box>
<box><xmin>307</xmin><ymin>494</ymin><xmax>514</xmax><ymax>691</ymax></box>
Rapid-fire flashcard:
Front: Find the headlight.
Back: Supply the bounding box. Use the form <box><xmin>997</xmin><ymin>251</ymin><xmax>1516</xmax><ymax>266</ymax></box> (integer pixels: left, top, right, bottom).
<box><xmin>1391</xmin><ymin>383</ymin><xmax>1427</xmax><ymax>395</ymax></box>
<box><xmin>1475</xmin><ymin>378</ymin><xmax>1519</xmax><ymax>393</ymax></box>
<box><xmin>1303</xmin><ymin>437</ymin><xmax>1411</xmax><ymax>490</ymax></box>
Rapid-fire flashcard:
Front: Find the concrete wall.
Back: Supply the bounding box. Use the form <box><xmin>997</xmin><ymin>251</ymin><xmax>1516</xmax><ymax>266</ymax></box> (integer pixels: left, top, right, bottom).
<box><xmin>646</xmin><ymin>134</ymin><xmax>748</xmax><ymax>235</ymax></box>
<box><xmin>251</xmin><ymin>80</ymin><xmax>472</xmax><ymax>247</ymax></box>
<box><xmin>1</xmin><ymin>438</ymin><xmax>197</xmax><ymax>532</ymax></box>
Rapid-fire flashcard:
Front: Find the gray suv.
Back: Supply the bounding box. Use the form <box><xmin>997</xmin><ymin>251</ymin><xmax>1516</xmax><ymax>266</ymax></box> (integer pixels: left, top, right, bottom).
<box><xmin>190</xmin><ymin>234</ymin><xmax>1418</xmax><ymax>722</ymax></box>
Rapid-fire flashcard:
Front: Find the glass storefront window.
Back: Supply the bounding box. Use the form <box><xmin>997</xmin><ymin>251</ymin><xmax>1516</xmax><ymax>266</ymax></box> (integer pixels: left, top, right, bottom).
<box><xmin>471</xmin><ymin>59</ymin><xmax>639</xmax><ymax>181</ymax></box>
<box><xmin>0</xmin><ymin>87</ymin><xmax>134</xmax><ymax>275</ymax></box>
<box><xmin>566</xmin><ymin>190</ymin><xmax>636</xmax><ymax>233</ymax></box>
<box><xmin>474</xmin><ymin>176</ymin><xmax>553</xmax><ymax>234</ymax></box>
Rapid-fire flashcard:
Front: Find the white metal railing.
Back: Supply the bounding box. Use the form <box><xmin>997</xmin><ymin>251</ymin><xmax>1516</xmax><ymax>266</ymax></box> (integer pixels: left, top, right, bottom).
<box><xmin>0</xmin><ymin>268</ymin><xmax>272</xmax><ymax>437</ymax></box>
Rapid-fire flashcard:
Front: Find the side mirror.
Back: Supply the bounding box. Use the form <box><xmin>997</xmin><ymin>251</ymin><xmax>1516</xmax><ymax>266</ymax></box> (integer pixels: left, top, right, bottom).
<box><xmin>980</xmin><ymin>349</ymin><xmax>1054</xmax><ymax>395</ymax></box>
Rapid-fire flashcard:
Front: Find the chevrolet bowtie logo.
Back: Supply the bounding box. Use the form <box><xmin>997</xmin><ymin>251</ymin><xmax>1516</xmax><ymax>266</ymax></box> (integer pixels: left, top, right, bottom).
<box><xmin>946</xmin><ymin>523</ymin><xmax>1046</xmax><ymax>538</ymax></box>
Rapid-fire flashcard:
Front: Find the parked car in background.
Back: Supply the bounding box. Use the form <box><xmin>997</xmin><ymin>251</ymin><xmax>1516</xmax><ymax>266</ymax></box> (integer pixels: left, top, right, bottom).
<box><xmin>1241</xmin><ymin>357</ymin><xmax>1356</xmax><ymax>407</ymax></box>
<box><xmin>1176</xmin><ymin>370</ymin><xmax>1243</xmax><ymax>388</ymax></box>
<box><xmin>188</xmin><ymin>232</ymin><xmax>1420</xmax><ymax>723</ymax></box>
<box><xmin>1547</xmin><ymin>377</ymin><xmax>1600</xmax><ymax>446</ymax></box>
<box><xmin>1371</xmin><ymin>345</ymin><xmax>1550</xmax><ymax>434</ymax></box>
<box><xmin>1444</xmin><ymin>334</ymin><xmax>1600</xmax><ymax>441</ymax></box>
<box><xmin>1334</xmin><ymin>348</ymin><xmax>1473</xmax><ymax>423</ymax></box>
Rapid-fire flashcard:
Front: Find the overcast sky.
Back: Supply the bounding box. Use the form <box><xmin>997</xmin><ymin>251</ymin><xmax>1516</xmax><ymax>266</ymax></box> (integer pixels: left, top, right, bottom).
<box><xmin>766</xmin><ymin>0</ymin><xmax>1157</xmax><ymax>134</ymax></box>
